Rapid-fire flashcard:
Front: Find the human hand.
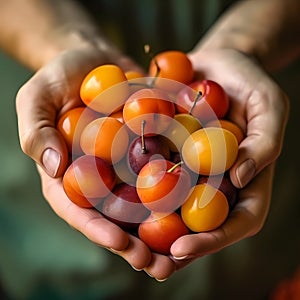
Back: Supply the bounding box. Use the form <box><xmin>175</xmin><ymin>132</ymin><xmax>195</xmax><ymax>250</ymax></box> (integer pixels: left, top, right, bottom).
<box><xmin>166</xmin><ymin>48</ymin><xmax>289</xmax><ymax>269</ymax></box>
<box><xmin>36</xmin><ymin>164</ymin><xmax>177</xmax><ymax>280</ymax></box>
<box><xmin>15</xmin><ymin>46</ymin><xmax>178</xmax><ymax>279</ymax></box>
<box><xmin>16</xmin><ymin>46</ymin><xmax>289</xmax><ymax>281</ymax></box>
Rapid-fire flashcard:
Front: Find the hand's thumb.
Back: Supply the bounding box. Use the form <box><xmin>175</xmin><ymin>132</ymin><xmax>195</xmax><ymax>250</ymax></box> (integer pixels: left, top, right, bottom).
<box><xmin>16</xmin><ymin>83</ymin><xmax>69</xmax><ymax>178</ymax></box>
<box><xmin>230</xmin><ymin>91</ymin><xmax>289</xmax><ymax>188</ymax></box>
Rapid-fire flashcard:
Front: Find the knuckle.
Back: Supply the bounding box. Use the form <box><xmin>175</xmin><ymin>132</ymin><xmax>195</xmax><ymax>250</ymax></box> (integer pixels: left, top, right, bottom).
<box><xmin>18</xmin><ymin>126</ymin><xmax>37</xmax><ymax>157</ymax></box>
<box><xmin>15</xmin><ymin>86</ymin><xmax>33</xmax><ymax>155</ymax></box>
<box><xmin>15</xmin><ymin>83</ymin><xmax>30</xmax><ymax>112</ymax></box>
<box><xmin>265</xmin><ymin>137</ymin><xmax>282</xmax><ymax>160</ymax></box>
<box><xmin>250</xmin><ymin>221</ymin><xmax>264</xmax><ymax>236</ymax></box>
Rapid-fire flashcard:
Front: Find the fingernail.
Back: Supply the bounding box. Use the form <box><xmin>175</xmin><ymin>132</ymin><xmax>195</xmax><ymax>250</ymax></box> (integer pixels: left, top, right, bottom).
<box><xmin>42</xmin><ymin>148</ymin><xmax>61</xmax><ymax>177</ymax></box>
<box><xmin>131</xmin><ymin>265</ymin><xmax>143</xmax><ymax>271</ymax></box>
<box><xmin>236</xmin><ymin>159</ymin><xmax>256</xmax><ymax>188</ymax></box>
<box><xmin>173</xmin><ymin>255</ymin><xmax>188</xmax><ymax>260</ymax></box>
<box><xmin>155</xmin><ymin>278</ymin><xmax>168</xmax><ymax>282</ymax></box>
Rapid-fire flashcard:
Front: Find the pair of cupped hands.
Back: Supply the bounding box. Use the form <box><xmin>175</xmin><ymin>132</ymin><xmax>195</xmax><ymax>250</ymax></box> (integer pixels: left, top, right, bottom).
<box><xmin>16</xmin><ymin>44</ymin><xmax>289</xmax><ymax>281</ymax></box>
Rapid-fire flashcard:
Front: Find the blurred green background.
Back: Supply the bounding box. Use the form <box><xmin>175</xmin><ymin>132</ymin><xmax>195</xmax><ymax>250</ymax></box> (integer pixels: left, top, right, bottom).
<box><xmin>0</xmin><ymin>1</ymin><xmax>300</xmax><ymax>297</ymax></box>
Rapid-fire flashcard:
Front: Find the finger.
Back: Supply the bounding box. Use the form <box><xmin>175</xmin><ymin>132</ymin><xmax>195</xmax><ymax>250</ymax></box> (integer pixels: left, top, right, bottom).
<box><xmin>230</xmin><ymin>85</ymin><xmax>289</xmax><ymax>188</ymax></box>
<box><xmin>37</xmin><ymin>165</ymin><xmax>129</xmax><ymax>250</ymax></box>
<box><xmin>171</xmin><ymin>256</ymin><xmax>197</xmax><ymax>272</ymax></box>
<box><xmin>16</xmin><ymin>48</ymin><xmax>107</xmax><ymax>178</ymax></box>
<box><xmin>16</xmin><ymin>76</ymin><xmax>70</xmax><ymax>178</ymax></box>
<box><xmin>16</xmin><ymin>55</ymin><xmax>143</xmax><ymax>178</ymax></box>
<box><xmin>144</xmin><ymin>253</ymin><xmax>176</xmax><ymax>281</ymax></box>
<box><xmin>110</xmin><ymin>235</ymin><xmax>152</xmax><ymax>271</ymax></box>
<box><xmin>188</xmin><ymin>49</ymin><xmax>289</xmax><ymax>188</ymax></box>
<box><xmin>170</xmin><ymin>164</ymin><xmax>274</xmax><ymax>259</ymax></box>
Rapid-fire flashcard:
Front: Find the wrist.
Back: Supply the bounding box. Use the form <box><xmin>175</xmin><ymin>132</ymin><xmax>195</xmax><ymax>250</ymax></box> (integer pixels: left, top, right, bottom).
<box><xmin>197</xmin><ymin>32</ymin><xmax>258</xmax><ymax>56</ymax></box>
<box><xmin>34</xmin><ymin>24</ymin><xmax>123</xmax><ymax>70</ymax></box>
<box><xmin>194</xmin><ymin>0</ymin><xmax>300</xmax><ymax>72</ymax></box>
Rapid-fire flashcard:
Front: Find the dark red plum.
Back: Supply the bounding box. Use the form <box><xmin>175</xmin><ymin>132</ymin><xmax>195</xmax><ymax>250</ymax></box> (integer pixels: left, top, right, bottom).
<box><xmin>127</xmin><ymin>135</ymin><xmax>170</xmax><ymax>174</ymax></box>
<box><xmin>100</xmin><ymin>183</ymin><xmax>150</xmax><ymax>230</ymax></box>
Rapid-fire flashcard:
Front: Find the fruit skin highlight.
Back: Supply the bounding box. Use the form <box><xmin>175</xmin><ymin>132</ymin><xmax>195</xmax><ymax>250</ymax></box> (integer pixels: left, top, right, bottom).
<box><xmin>63</xmin><ymin>155</ymin><xmax>116</xmax><ymax>208</ymax></box>
<box><xmin>162</xmin><ymin>113</ymin><xmax>202</xmax><ymax>152</ymax></box>
<box><xmin>176</xmin><ymin>80</ymin><xmax>229</xmax><ymax>124</ymax></box>
<box><xmin>149</xmin><ymin>50</ymin><xmax>194</xmax><ymax>85</ymax></box>
<box><xmin>123</xmin><ymin>88</ymin><xmax>175</xmax><ymax>136</ymax></box>
<box><xmin>127</xmin><ymin>135</ymin><xmax>170</xmax><ymax>174</ymax></box>
<box><xmin>57</xmin><ymin>106</ymin><xmax>99</xmax><ymax>155</ymax></box>
<box><xmin>198</xmin><ymin>174</ymin><xmax>238</xmax><ymax>210</ymax></box>
<box><xmin>80</xmin><ymin>64</ymin><xmax>129</xmax><ymax>114</ymax></box>
<box><xmin>100</xmin><ymin>183</ymin><xmax>150</xmax><ymax>230</ymax></box>
<box><xmin>182</xmin><ymin>127</ymin><xmax>238</xmax><ymax>175</ymax></box>
<box><xmin>80</xmin><ymin>116</ymin><xmax>129</xmax><ymax>164</ymax></box>
<box><xmin>138</xmin><ymin>212</ymin><xmax>189</xmax><ymax>255</ymax></box>
<box><xmin>181</xmin><ymin>183</ymin><xmax>229</xmax><ymax>232</ymax></box>
<box><xmin>136</xmin><ymin>159</ymin><xmax>192</xmax><ymax>213</ymax></box>
<box><xmin>205</xmin><ymin>119</ymin><xmax>244</xmax><ymax>144</ymax></box>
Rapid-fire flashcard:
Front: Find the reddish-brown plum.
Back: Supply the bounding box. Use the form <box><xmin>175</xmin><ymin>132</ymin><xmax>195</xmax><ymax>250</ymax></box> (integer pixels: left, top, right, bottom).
<box><xmin>63</xmin><ymin>155</ymin><xmax>116</xmax><ymax>207</ymax></box>
<box><xmin>127</xmin><ymin>135</ymin><xmax>170</xmax><ymax>174</ymax></box>
<box><xmin>100</xmin><ymin>183</ymin><xmax>150</xmax><ymax>230</ymax></box>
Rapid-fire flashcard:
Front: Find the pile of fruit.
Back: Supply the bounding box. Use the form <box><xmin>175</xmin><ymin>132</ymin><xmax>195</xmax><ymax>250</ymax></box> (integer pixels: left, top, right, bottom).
<box><xmin>57</xmin><ymin>50</ymin><xmax>244</xmax><ymax>255</ymax></box>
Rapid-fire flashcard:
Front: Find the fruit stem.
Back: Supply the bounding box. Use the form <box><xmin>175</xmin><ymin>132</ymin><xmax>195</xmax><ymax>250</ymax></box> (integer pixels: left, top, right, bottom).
<box><xmin>189</xmin><ymin>91</ymin><xmax>202</xmax><ymax>115</ymax></box>
<box><xmin>141</xmin><ymin>120</ymin><xmax>147</xmax><ymax>154</ymax></box>
<box><xmin>167</xmin><ymin>161</ymin><xmax>183</xmax><ymax>173</ymax></box>
<box><xmin>128</xmin><ymin>82</ymin><xmax>150</xmax><ymax>88</ymax></box>
<box><xmin>144</xmin><ymin>44</ymin><xmax>160</xmax><ymax>88</ymax></box>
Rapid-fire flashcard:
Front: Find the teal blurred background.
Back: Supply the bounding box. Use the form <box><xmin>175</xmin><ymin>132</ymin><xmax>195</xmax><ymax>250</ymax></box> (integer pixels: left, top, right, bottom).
<box><xmin>0</xmin><ymin>0</ymin><xmax>300</xmax><ymax>297</ymax></box>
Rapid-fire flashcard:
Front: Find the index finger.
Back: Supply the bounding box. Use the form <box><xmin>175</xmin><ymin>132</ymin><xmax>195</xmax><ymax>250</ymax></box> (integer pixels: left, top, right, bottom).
<box><xmin>37</xmin><ymin>165</ymin><xmax>130</xmax><ymax>251</ymax></box>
